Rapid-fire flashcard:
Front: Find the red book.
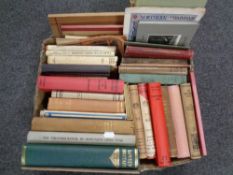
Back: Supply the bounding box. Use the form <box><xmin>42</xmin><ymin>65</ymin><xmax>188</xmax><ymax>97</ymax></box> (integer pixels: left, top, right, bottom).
<box><xmin>190</xmin><ymin>72</ymin><xmax>207</xmax><ymax>156</ymax></box>
<box><xmin>147</xmin><ymin>82</ymin><xmax>171</xmax><ymax>167</ymax></box>
<box><xmin>124</xmin><ymin>46</ymin><xmax>194</xmax><ymax>60</ymax></box>
<box><xmin>37</xmin><ymin>76</ymin><xmax>124</xmax><ymax>94</ymax></box>
<box><xmin>61</xmin><ymin>24</ymin><xmax>123</xmax><ymax>32</ymax></box>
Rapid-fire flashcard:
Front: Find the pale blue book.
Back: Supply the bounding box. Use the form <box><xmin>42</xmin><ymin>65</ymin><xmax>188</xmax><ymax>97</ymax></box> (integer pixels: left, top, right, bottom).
<box><xmin>40</xmin><ymin>110</ymin><xmax>127</xmax><ymax>120</ymax></box>
<box><xmin>120</xmin><ymin>73</ymin><xmax>187</xmax><ymax>84</ymax></box>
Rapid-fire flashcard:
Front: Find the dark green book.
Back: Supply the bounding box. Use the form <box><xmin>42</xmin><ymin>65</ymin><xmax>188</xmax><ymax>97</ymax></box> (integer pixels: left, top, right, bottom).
<box><xmin>21</xmin><ymin>144</ymin><xmax>139</xmax><ymax>169</ymax></box>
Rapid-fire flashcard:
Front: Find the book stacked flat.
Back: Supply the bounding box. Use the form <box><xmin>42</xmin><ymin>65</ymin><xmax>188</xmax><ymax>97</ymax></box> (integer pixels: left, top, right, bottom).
<box><xmin>22</xmin><ymin>45</ymin><xmax>139</xmax><ymax>169</ymax></box>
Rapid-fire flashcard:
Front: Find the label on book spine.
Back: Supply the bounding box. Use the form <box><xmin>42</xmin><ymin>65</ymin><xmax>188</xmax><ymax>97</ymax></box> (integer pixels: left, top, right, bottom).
<box><xmin>138</xmin><ymin>84</ymin><xmax>156</xmax><ymax>159</ymax></box>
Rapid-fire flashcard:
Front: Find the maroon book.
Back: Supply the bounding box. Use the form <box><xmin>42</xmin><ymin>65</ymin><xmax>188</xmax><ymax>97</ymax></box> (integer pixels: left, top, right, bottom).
<box><xmin>124</xmin><ymin>46</ymin><xmax>194</xmax><ymax>60</ymax></box>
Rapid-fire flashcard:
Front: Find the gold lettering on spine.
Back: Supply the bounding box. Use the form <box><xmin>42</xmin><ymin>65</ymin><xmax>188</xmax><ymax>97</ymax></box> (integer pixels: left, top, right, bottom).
<box><xmin>109</xmin><ymin>149</ymin><xmax>120</xmax><ymax>168</ymax></box>
<box><xmin>122</xmin><ymin>149</ymin><xmax>127</xmax><ymax>168</ymax></box>
<box><xmin>127</xmin><ymin>149</ymin><xmax>133</xmax><ymax>167</ymax></box>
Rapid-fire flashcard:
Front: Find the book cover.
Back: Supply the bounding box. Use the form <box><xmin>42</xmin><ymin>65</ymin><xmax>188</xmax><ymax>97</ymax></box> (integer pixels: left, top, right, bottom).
<box><xmin>47</xmin><ymin>98</ymin><xmax>125</xmax><ymax>113</ymax></box>
<box><xmin>138</xmin><ymin>84</ymin><xmax>156</xmax><ymax>159</ymax></box>
<box><xmin>129</xmin><ymin>85</ymin><xmax>147</xmax><ymax>159</ymax></box>
<box><xmin>40</xmin><ymin>110</ymin><xmax>127</xmax><ymax>120</ymax></box>
<box><xmin>27</xmin><ymin>131</ymin><xmax>136</xmax><ymax>146</ymax></box>
<box><xmin>123</xmin><ymin>7</ymin><xmax>205</xmax><ymax>40</ymax></box>
<box><xmin>21</xmin><ymin>144</ymin><xmax>139</xmax><ymax>169</ymax></box>
<box><xmin>161</xmin><ymin>86</ymin><xmax>177</xmax><ymax>157</ymax></box>
<box><xmin>31</xmin><ymin>117</ymin><xmax>134</xmax><ymax>134</ymax></box>
<box><xmin>180</xmin><ymin>83</ymin><xmax>201</xmax><ymax>159</ymax></box>
<box><xmin>168</xmin><ymin>85</ymin><xmax>190</xmax><ymax>158</ymax></box>
<box><xmin>52</xmin><ymin>91</ymin><xmax>124</xmax><ymax>101</ymax></box>
<box><xmin>147</xmin><ymin>83</ymin><xmax>171</xmax><ymax>167</ymax></box>
<box><xmin>37</xmin><ymin>76</ymin><xmax>124</xmax><ymax>94</ymax></box>
<box><xmin>120</xmin><ymin>74</ymin><xmax>187</xmax><ymax>84</ymax></box>
<box><xmin>190</xmin><ymin>72</ymin><xmax>207</xmax><ymax>156</ymax></box>
<box><xmin>136</xmin><ymin>21</ymin><xmax>199</xmax><ymax>47</ymax></box>
<box><xmin>124</xmin><ymin>46</ymin><xmax>194</xmax><ymax>60</ymax></box>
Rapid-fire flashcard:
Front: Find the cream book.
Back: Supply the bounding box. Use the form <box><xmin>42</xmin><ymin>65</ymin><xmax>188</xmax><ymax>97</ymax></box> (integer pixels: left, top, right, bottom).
<box><xmin>52</xmin><ymin>91</ymin><xmax>124</xmax><ymax>101</ymax></box>
<box><xmin>47</xmin><ymin>56</ymin><xmax>117</xmax><ymax>66</ymax></box>
<box><xmin>46</xmin><ymin>45</ymin><xmax>116</xmax><ymax>52</ymax></box>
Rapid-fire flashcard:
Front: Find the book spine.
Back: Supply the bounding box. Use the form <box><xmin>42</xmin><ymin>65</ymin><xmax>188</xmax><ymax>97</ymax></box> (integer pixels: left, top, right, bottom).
<box><xmin>161</xmin><ymin>86</ymin><xmax>177</xmax><ymax>157</ymax></box>
<box><xmin>120</xmin><ymin>74</ymin><xmax>187</xmax><ymax>84</ymax></box>
<box><xmin>180</xmin><ymin>83</ymin><xmax>201</xmax><ymax>159</ymax></box>
<box><xmin>47</xmin><ymin>98</ymin><xmax>125</xmax><ymax>113</ymax></box>
<box><xmin>51</xmin><ymin>91</ymin><xmax>124</xmax><ymax>101</ymax></box>
<box><xmin>31</xmin><ymin>117</ymin><xmax>134</xmax><ymax>134</ymax></box>
<box><xmin>47</xmin><ymin>56</ymin><xmax>117</xmax><ymax>66</ymax></box>
<box><xmin>62</xmin><ymin>31</ymin><xmax>122</xmax><ymax>36</ymax></box>
<box><xmin>124</xmin><ymin>46</ymin><xmax>193</xmax><ymax>60</ymax></box>
<box><xmin>27</xmin><ymin>131</ymin><xmax>136</xmax><ymax>146</ymax></box>
<box><xmin>46</xmin><ymin>45</ymin><xmax>116</xmax><ymax>52</ymax></box>
<box><xmin>21</xmin><ymin>144</ymin><xmax>139</xmax><ymax>169</ymax></box>
<box><xmin>190</xmin><ymin>71</ymin><xmax>207</xmax><ymax>156</ymax></box>
<box><xmin>129</xmin><ymin>85</ymin><xmax>147</xmax><ymax>159</ymax></box>
<box><xmin>147</xmin><ymin>83</ymin><xmax>171</xmax><ymax>167</ymax></box>
<box><xmin>37</xmin><ymin>76</ymin><xmax>124</xmax><ymax>94</ymax></box>
<box><xmin>168</xmin><ymin>85</ymin><xmax>190</xmax><ymax>158</ymax></box>
<box><xmin>46</xmin><ymin>50</ymin><xmax>115</xmax><ymax>56</ymax></box>
<box><xmin>124</xmin><ymin>85</ymin><xmax>134</xmax><ymax>121</ymax></box>
<box><xmin>61</xmin><ymin>24</ymin><xmax>123</xmax><ymax>31</ymax></box>
<box><xmin>40</xmin><ymin>110</ymin><xmax>127</xmax><ymax>120</ymax></box>
<box><xmin>138</xmin><ymin>84</ymin><xmax>156</xmax><ymax>159</ymax></box>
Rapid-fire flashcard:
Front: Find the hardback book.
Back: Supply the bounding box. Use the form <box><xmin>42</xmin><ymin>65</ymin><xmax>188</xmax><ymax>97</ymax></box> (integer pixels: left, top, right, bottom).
<box><xmin>123</xmin><ymin>7</ymin><xmax>205</xmax><ymax>40</ymax></box>
<box><xmin>40</xmin><ymin>110</ymin><xmax>127</xmax><ymax>120</ymax></box>
<box><xmin>47</xmin><ymin>98</ymin><xmax>125</xmax><ymax>113</ymax></box>
<box><xmin>136</xmin><ymin>21</ymin><xmax>199</xmax><ymax>47</ymax></box>
<box><xmin>37</xmin><ymin>76</ymin><xmax>124</xmax><ymax>94</ymax></box>
<box><xmin>180</xmin><ymin>83</ymin><xmax>201</xmax><ymax>159</ymax></box>
<box><xmin>61</xmin><ymin>24</ymin><xmax>123</xmax><ymax>32</ymax></box>
<box><xmin>27</xmin><ymin>131</ymin><xmax>136</xmax><ymax>146</ymax></box>
<box><xmin>124</xmin><ymin>85</ymin><xmax>134</xmax><ymax>121</ymax></box>
<box><xmin>31</xmin><ymin>117</ymin><xmax>134</xmax><ymax>134</ymax></box>
<box><xmin>138</xmin><ymin>84</ymin><xmax>156</xmax><ymax>159</ymax></box>
<box><xmin>190</xmin><ymin>72</ymin><xmax>207</xmax><ymax>156</ymax></box>
<box><xmin>129</xmin><ymin>85</ymin><xmax>147</xmax><ymax>159</ymax></box>
<box><xmin>119</xmin><ymin>66</ymin><xmax>188</xmax><ymax>75</ymax></box>
<box><xmin>41</xmin><ymin>64</ymin><xmax>112</xmax><ymax>76</ymax></box>
<box><xmin>161</xmin><ymin>86</ymin><xmax>177</xmax><ymax>157</ymax></box>
<box><xmin>130</xmin><ymin>0</ymin><xmax>208</xmax><ymax>8</ymax></box>
<box><xmin>120</xmin><ymin>74</ymin><xmax>187</xmax><ymax>84</ymax></box>
<box><xmin>52</xmin><ymin>91</ymin><xmax>124</xmax><ymax>101</ymax></box>
<box><xmin>21</xmin><ymin>144</ymin><xmax>139</xmax><ymax>169</ymax></box>
<box><xmin>168</xmin><ymin>85</ymin><xmax>190</xmax><ymax>158</ymax></box>
<box><xmin>47</xmin><ymin>56</ymin><xmax>118</xmax><ymax>67</ymax></box>
<box><xmin>124</xmin><ymin>46</ymin><xmax>194</xmax><ymax>60</ymax></box>
<box><xmin>147</xmin><ymin>83</ymin><xmax>171</xmax><ymax>167</ymax></box>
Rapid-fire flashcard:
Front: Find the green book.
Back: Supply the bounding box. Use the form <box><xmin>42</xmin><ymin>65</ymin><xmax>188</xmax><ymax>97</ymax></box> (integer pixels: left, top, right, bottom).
<box><xmin>120</xmin><ymin>73</ymin><xmax>187</xmax><ymax>84</ymax></box>
<box><xmin>21</xmin><ymin>144</ymin><xmax>139</xmax><ymax>169</ymax></box>
<box><xmin>131</xmin><ymin>0</ymin><xmax>208</xmax><ymax>8</ymax></box>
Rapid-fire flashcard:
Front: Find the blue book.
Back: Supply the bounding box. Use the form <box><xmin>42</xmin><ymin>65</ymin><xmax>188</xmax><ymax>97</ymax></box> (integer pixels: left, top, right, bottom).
<box><xmin>120</xmin><ymin>73</ymin><xmax>187</xmax><ymax>84</ymax></box>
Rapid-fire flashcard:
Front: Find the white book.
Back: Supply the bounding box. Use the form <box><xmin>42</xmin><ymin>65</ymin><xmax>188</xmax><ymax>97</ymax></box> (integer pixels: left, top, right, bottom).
<box><xmin>47</xmin><ymin>56</ymin><xmax>117</xmax><ymax>66</ymax></box>
<box><xmin>45</xmin><ymin>50</ymin><xmax>116</xmax><ymax>56</ymax></box>
<box><xmin>27</xmin><ymin>131</ymin><xmax>136</xmax><ymax>146</ymax></box>
<box><xmin>47</xmin><ymin>45</ymin><xmax>116</xmax><ymax>51</ymax></box>
<box><xmin>52</xmin><ymin>91</ymin><xmax>124</xmax><ymax>101</ymax></box>
<box><xmin>123</xmin><ymin>7</ymin><xmax>206</xmax><ymax>40</ymax></box>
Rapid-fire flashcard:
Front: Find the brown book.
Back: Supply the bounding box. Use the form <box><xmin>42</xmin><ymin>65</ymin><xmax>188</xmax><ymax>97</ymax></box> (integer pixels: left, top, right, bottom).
<box><xmin>119</xmin><ymin>66</ymin><xmax>188</xmax><ymax>75</ymax></box>
<box><xmin>162</xmin><ymin>86</ymin><xmax>177</xmax><ymax>157</ymax></box>
<box><xmin>47</xmin><ymin>98</ymin><xmax>125</xmax><ymax>113</ymax></box>
<box><xmin>180</xmin><ymin>83</ymin><xmax>201</xmax><ymax>159</ymax></box>
<box><xmin>124</xmin><ymin>85</ymin><xmax>134</xmax><ymax>121</ymax></box>
<box><xmin>129</xmin><ymin>85</ymin><xmax>147</xmax><ymax>159</ymax></box>
<box><xmin>31</xmin><ymin>117</ymin><xmax>134</xmax><ymax>134</ymax></box>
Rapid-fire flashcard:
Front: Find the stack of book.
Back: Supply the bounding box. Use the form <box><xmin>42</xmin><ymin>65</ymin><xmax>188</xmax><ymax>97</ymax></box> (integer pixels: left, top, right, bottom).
<box><xmin>21</xmin><ymin>45</ymin><xmax>139</xmax><ymax>169</ymax></box>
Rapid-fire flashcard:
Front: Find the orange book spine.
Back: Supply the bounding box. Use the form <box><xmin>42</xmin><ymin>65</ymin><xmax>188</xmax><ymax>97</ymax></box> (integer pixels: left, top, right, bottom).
<box><xmin>147</xmin><ymin>82</ymin><xmax>171</xmax><ymax>167</ymax></box>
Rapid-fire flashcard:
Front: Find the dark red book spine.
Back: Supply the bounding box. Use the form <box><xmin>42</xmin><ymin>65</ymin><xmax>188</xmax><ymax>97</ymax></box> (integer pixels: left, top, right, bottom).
<box><xmin>147</xmin><ymin>82</ymin><xmax>171</xmax><ymax>167</ymax></box>
<box><xmin>37</xmin><ymin>76</ymin><xmax>124</xmax><ymax>94</ymax></box>
<box><xmin>124</xmin><ymin>46</ymin><xmax>194</xmax><ymax>60</ymax></box>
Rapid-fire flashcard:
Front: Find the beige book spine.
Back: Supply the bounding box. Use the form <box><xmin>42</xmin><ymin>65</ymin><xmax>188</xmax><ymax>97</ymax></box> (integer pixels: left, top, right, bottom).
<box><xmin>65</xmin><ymin>35</ymin><xmax>89</xmax><ymax>39</ymax></box>
<box><xmin>138</xmin><ymin>84</ymin><xmax>156</xmax><ymax>159</ymax></box>
<box><xmin>55</xmin><ymin>38</ymin><xmax>85</xmax><ymax>45</ymax></box>
<box><xmin>62</xmin><ymin>30</ymin><xmax>121</xmax><ymax>36</ymax></box>
<box><xmin>47</xmin><ymin>98</ymin><xmax>125</xmax><ymax>113</ymax></box>
<box><xmin>162</xmin><ymin>86</ymin><xmax>177</xmax><ymax>157</ymax></box>
<box><xmin>46</xmin><ymin>45</ymin><xmax>116</xmax><ymax>52</ymax></box>
<box><xmin>124</xmin><ymin>85</ymin><xmax>134</xmax><ymax>121</ymax></box>
<box><xmin>47</xmin><ymin>56</ymin><xmax>117</xmax><ymax>66</ymax></box>
<box><xmin>45</xmin><ymin>50</ymin><xmax>115</xmax><ymax>56</ymax></box>
<box><xmin>129</xmin><ymin>85</ymin><xmax>147</xmax><ymax>159</ymax></box>
<box><xmin>180</xmin><ymin>83</ymin><xmax>201</xmax><ymax>159</ymax></box>
<box><xmin>52</xmin><ymin>91</ymin><xmax>124</xmax><ymax>101</ymax></box>
<box><xmin>31</xmin><ymin>117</ymin><xmax>134</xmax><ymax>134</ymax></box>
